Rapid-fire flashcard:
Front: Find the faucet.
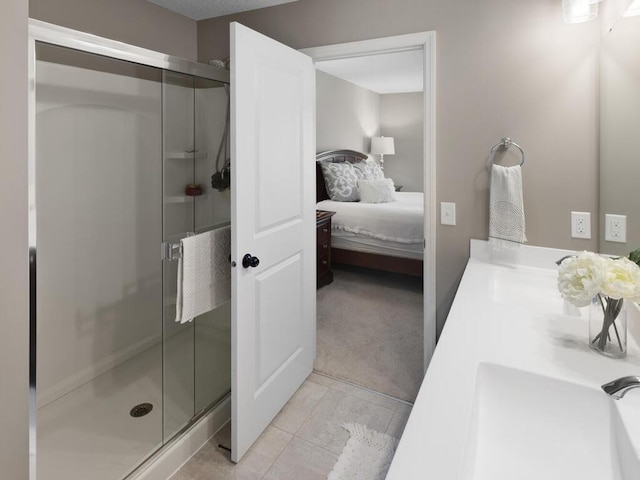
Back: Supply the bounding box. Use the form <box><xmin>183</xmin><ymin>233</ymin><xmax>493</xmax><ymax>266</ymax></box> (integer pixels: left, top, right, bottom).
<box><xmin>601</xmin><ymin>376</ymin><xmax>640</xmax><ymax>400</ymax></box>
<box><xmin>555</xmin><ymin>255</ymin><xmax>576</xmax><ymax>266</ymax></box>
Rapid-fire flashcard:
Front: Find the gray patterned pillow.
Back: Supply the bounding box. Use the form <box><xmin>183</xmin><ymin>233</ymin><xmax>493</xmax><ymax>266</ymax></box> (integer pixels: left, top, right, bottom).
<box><xmin>319</xmin><ymin>161</ymin><xmax>360</xmax><ymax>202</ymax></box>
<box><xmin>352</xmin><ymin>159</ymin><xmax>384</xmax><ymax>181</ymax></box>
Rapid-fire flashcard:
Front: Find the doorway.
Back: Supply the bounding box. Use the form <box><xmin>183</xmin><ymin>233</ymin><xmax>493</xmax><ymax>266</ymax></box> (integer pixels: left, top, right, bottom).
<box><xmin>302</xmin><ymin>32</ymin><xmax>436</xmax><ymax>400</ymax></box>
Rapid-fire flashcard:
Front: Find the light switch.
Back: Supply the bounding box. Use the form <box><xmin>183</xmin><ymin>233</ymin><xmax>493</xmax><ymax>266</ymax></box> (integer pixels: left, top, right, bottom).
<box><xmin>441</xmin><ymin>202</ymin><xmax>456</xmax><ymax>226</ymax></box>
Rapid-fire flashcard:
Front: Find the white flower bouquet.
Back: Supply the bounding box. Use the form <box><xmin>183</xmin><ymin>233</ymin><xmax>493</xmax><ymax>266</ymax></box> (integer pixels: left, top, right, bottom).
<box><xmin>558</xmin><ymin>250</ymin><xmax>640</xmax><ymax>356</ymax></box>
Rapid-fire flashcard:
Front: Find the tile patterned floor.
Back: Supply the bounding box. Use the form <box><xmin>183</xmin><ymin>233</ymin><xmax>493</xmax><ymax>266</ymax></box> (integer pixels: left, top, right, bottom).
<box><xmin>170</xmin><ymin>372</ymin><xmax>412</xmax><ymax>480</ymax></box>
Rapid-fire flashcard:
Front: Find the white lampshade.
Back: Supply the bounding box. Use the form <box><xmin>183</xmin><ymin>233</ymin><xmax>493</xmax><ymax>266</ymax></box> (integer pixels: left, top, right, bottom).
<box><xmin>562</xmin><ymin>0</ymin><xmax>599</xmax><ymax>23</ymax></box>
<box><xmin>624</xmin><ymin>0</ymin><xmax>640</xmax><ymax>17</ymax></box>
<box><xmin>371</xmin><ymin>136</ymin><xmax>395</xmax><ymax>155</ymax></box>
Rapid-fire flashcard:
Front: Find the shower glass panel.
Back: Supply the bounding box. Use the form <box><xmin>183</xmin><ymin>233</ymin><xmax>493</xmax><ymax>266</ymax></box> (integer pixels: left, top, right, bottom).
<box><xmin>162</xmin><ymin>72</ymin><xmax>232</xmax><ymax>440</ymax></box>
<box><xmin>193</xmin><ymin>78</ymin><xmax>232</xmax><ymax>415</ymax></box>
<box><xmin>162</xmin><ymin>70</ymin><xmax>197</xmax><ymax>441</ymax></box>
<box><xmin>35</xmin><ymin>43</ymin><xmax>164</xmax><ymax>480</ymax></box>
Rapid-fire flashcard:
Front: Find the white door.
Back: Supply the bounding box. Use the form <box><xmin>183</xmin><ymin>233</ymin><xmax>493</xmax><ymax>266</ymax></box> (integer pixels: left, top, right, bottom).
<box><xmin>230</xmin><ymin>22</ymin><xmax>316</xmax><ymax>462</ymax></box>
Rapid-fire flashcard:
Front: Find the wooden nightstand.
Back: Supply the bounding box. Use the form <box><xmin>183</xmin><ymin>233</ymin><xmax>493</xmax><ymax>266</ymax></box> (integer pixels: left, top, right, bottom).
<box><xmin>316</xmin><ymin>210</ymin><xmax>336</xmax><ymax>288</ymax></box>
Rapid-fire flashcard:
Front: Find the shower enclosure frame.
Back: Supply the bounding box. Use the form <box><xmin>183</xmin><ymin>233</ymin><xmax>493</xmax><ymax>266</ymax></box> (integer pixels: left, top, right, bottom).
<box><xmin>27</xmin><ymin>18</ymin><xmax>230</xmax><ymax>480</ymax></box>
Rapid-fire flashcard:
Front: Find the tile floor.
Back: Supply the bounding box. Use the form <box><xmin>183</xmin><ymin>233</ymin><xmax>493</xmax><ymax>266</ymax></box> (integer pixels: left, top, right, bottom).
<box><xmin>170</xmin><ymin>372</ymin><xmax>412</xmax><ymax>480</ymax></box>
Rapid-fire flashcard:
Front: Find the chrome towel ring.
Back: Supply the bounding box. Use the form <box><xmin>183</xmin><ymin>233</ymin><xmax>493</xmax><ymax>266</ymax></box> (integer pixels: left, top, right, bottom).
<box><xmin>487</xmin><ymin>137</ymin><xmax>525</xmax><ymax>168</ymax></box>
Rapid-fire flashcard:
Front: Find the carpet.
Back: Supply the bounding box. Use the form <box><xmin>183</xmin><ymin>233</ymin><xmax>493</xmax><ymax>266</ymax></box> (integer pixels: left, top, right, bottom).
<box><xmin>315</xmin><ymin>265</ymin><xmax>423</xmax><ymax>402</ymax></box>
<box><xmin>328</xmin><ymin>423</ymin><xmax>398</xmax><ymax>480</ymax></box>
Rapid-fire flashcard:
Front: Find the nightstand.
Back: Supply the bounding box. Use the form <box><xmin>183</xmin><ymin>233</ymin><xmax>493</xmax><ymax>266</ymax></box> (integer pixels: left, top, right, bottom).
<box><xmin>316</xmin><ymin>210</ymin><xmax>336</xmax><ymax>288</ymax></box>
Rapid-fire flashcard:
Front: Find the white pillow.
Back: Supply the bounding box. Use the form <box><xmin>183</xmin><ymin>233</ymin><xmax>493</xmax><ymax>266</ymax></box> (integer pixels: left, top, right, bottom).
<box><xmin>358</xmin><ymin>178</ymin><xmax>396</xmax><ymax>203</ymax></box>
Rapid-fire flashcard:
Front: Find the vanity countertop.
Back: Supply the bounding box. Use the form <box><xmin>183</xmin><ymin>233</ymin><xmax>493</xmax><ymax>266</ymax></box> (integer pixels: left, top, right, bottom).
<box><xmin>387</xmin><ymin>239</ymin><xmax>640</xmax><ymax>479</ymax></box>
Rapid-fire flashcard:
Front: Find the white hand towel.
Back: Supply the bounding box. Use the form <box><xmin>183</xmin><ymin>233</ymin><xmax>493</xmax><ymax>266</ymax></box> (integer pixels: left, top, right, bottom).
<box><xmin>489</xmin><ymin>164</ymin><xmax>526</xmax><ymax>244</ymax></box>
<box><xmin>175</xmin><ymin>226</ymin><xmax>231</xmax><ymax>324</ymax></box>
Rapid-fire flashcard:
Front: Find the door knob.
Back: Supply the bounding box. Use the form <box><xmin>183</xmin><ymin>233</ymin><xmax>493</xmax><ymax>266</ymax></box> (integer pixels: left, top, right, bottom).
<box><xmin>242</xmin><ymin>254</ymin><xmax>260</xmax><ymax>268</ymax></box>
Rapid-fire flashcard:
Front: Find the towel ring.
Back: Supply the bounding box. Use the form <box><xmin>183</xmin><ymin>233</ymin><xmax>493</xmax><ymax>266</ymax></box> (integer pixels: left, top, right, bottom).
<box><xmin>487</xmin><ymin>137</ymin><xmax>525</xmax><ymax>168</ymax></box>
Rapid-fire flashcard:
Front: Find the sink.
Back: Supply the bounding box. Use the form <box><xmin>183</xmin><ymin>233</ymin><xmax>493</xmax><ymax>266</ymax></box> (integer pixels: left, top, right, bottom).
<box><xmin>460</xmin><ymin>363</ymin><xmax>639</xmax><ymax>480</ymax></box>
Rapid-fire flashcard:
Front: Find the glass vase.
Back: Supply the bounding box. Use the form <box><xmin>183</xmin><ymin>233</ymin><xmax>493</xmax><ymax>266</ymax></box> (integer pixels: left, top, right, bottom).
<box><xmin>589</xmin><ymin>294</ymin><xmax>627</xmax><ymax>358</ymax></box>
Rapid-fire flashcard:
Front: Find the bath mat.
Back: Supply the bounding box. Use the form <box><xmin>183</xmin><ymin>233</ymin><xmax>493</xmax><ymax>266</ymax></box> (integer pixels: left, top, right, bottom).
<box><xmin>328</xmin><ymin>423</ymin><xmax>399</xmax><ymax>480</ymax></box>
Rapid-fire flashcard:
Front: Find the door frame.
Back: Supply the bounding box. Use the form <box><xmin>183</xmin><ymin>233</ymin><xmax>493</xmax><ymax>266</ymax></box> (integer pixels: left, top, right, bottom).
<box><xmin>301</xmin><ymin>31</ymin><xmax>437</xmax><ymax>371</ymax></box>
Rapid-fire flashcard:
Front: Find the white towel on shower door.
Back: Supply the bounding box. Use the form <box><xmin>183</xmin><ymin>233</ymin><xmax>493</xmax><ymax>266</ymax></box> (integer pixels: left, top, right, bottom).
<box><xmin>489</xmin><ymin>164</ymin><xmax>526</xmax><ymax>244</ymax></box>
<box><xmin>175</xmin><ymin>226</ymin><xmax>231</xmax><ymax>324</ymax></box>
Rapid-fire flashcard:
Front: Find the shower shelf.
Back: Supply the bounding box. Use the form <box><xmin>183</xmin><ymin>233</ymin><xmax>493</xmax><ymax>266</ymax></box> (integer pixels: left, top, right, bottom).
<box><xmin>164</xmin><ymin>194</ymin><xmax>208</xmax><ymax>204</ymax></box>
<box><xmin>166</xmin><ymin>151</ymin><xmax>207</xmax><ymax>160</ymax></box>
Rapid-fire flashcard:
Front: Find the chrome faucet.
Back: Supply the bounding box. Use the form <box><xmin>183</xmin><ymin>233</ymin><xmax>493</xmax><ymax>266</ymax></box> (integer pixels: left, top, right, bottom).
<box><xmin>602</xmin><ymin>376</ymin><xmax>640</xmax><ymax>400</ymax></box>
<box><xmin>555</xmin><ymin>255</ymin><xmax>576</xmax><ymax>266</ymax></box>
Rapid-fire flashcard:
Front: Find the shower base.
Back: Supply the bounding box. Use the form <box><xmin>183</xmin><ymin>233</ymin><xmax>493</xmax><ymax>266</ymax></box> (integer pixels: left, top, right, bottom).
<box><xmin>37</xmin><ymin>340</ymin><xmax>164</xmax><ymax>480</ymax></box>
<box><xmin>37</xmin><ymin>323</ymin><xmax>231</xmax><ymax>480</ymax></box>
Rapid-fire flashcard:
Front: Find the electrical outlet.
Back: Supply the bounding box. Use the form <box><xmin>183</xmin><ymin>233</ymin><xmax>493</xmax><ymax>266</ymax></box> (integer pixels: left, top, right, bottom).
<box><xmin>605</xmin><ymin>214</ymin><xmax>627</xmax><ymax>243</ymax></box>
<box><xmin>571</xmin><ymin>211</ymin><xmax>591</xmax><ymax>239</ymax></box>
<box><xmin>441</xmin><ymin>202</ymin><xmax>456</xmax><ymax>226</ymax></box>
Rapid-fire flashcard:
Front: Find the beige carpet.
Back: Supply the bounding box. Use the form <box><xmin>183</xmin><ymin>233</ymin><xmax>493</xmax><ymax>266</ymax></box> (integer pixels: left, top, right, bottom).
<box><xmin>315</xmin><ymin>265</ymin><xmax>424</xmax><ymax>403</ymax></box>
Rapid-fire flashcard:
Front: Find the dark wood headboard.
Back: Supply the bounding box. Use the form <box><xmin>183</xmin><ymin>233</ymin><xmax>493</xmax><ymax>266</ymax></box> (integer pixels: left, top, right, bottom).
<box><xmin>316</xmin><ymin>149</ymin><xmax>369</xmax><ymax>202</ymax></box>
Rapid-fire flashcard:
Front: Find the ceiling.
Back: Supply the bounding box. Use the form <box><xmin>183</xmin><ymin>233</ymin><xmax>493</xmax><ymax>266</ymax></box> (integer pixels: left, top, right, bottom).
<box><xmin>147</xmin><ymin>0</ymin><xmax>423</xmax><ymax>94</ymax></box>
<box><xmin>147</xmin><ymin>0</ymin><xmax>300</xmax><ymax>20</ymax></box>
<box><xmin>315</xmin><ymin>49</ymin><xmax>424</xmax><ymax>95</ymax></box>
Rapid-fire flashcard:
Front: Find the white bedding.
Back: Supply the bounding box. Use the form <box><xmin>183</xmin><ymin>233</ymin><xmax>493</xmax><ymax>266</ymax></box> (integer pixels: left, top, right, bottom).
<box><xmin>317</xmin><ymin>192</ymin><xmax>424</xmax><ymax>245</ymax></box>
<box><xmin>331</xmin><ymin>231</ymin><xmax>423</xmax><ymax>260</ymax></box>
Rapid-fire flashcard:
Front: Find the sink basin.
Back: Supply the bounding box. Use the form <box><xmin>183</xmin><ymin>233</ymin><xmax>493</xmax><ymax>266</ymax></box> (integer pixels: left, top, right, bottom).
<box><xmin>461</xmin><ymin>363</ymin><xmax>639</xmax><ymax>480</ymax></box>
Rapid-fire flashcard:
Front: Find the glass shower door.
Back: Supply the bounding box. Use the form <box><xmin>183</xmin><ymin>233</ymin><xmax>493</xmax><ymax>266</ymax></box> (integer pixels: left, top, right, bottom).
<box><xmin>34</xmin><ymin>41</ymin><xmax>231</xmax><ymax>480</ymax></box>
<box><xmin>35</xmin><ymin>43</ymin><xmax>164</xmax><ymax>480</ymax></box>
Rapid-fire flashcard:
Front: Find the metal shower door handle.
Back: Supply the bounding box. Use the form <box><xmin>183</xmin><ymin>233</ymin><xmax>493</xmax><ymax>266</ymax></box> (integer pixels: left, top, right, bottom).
<box><xmin>161</xmin><ymin>242</ymin><xmax>182</xmax><ymax>261</ymax></box>
<box><xmin>160</xmin><ymin>232</ymin><xmax>194</xmax><ymax>261</ymax></box>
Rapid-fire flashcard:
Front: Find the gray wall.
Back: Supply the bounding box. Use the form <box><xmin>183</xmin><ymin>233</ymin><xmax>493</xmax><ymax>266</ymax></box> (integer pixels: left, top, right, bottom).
<box><xmin>30</xmin><ymin>0</ymin><xmax>197</xmax><ymax>59</ymax></box>
<box><xmin>198</xmin><ymin>0</ymin><xmax>600</xmax><ymax>332</ymax></box>
<box><xmin>316</xmin><ymin>70</ymin><xmax>380</xmax><ymax>153</ymax></box>
<box><xmin>0</xmin><ymin>0</ymin><xmax>29</xmax><ymax>478</ymax></box>
<box><xmin>380</xmin><ymin>93</ymin><xmax>423</xmax><ymax>193</ymax></box>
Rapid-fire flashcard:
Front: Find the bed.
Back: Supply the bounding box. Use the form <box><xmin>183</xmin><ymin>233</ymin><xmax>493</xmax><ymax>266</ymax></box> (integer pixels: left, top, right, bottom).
<box><xmin>316</xmin><ymin>149</ymin><xmax>424</xmax><ymax>276</ymax></box>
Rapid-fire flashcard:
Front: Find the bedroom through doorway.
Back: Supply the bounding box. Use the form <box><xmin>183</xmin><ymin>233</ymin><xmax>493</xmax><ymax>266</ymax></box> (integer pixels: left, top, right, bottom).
<box><xmin>303</xmin><ymin>33</ymin><xmax>436</xmax><ymax>405</ymax></box>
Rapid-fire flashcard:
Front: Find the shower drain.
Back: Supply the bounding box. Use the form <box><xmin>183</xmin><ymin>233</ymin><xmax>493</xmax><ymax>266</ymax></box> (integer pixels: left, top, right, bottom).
<box><xmin>130</xmin><ymin>403</ymin><xmax>153</xmax><ymax>418</ymax></box>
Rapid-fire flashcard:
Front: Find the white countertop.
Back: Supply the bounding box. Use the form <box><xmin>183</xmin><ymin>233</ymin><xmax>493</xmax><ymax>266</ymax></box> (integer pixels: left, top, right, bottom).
<box><xmin>387</xmin><ymin>240</ymin><xmax>640</xmax><ymax>479</ymax></box>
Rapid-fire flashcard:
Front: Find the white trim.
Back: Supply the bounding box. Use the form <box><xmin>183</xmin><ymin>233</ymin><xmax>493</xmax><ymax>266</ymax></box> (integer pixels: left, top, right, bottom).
<box><xmin>300</xmin><ymin>32</ymin><xmax>432</xmax><ymax>61</ymax></box>
<box><xmin>423</xmin><ymin>33</ymin><xmax>437</xmax><ymax>371</ymax></box>
<box><xmin>301</xmin><ymin>31</ymin><xmax>437</xmax><ymax>372</ymax></box>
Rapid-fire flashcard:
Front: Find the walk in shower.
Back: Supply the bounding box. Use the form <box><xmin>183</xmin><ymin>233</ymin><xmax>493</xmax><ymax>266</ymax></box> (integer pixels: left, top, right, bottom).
<box><xmin>31</xmin><ymin>24</ymin><xmax>231</xmax><ymax>480</ymax></box>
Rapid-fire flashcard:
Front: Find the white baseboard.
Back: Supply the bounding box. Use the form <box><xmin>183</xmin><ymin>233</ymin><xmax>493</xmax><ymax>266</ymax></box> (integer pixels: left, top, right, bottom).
<box><xmin>130</xmin><ymin>395</ymin><xmax>231</xmax><ymax>480</ymax></box>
